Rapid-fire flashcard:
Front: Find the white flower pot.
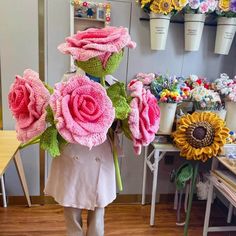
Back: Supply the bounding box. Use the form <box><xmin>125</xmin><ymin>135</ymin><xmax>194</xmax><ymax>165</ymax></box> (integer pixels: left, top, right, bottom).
<box><xmin>225</xmin><ymin>101</ymin><xmax>236</xmax><ymax>131</ymax></box>
<box><xmin>158</xmin><ymin>103</ymin><xmax>177</xmax><ymax>135</ymax></box>
<box><xmin>195</xmin><ymin>109</ymin><xmax>227</xmax><ymax>120</ymax></box>
<box><xmin>184</xmin><ymin>14</ymin><xmax>206</xmax><ymax>51</ymax></box>
<box><xmin>149</xmin><ymin>13</ymin><xmax>171</xmax><ymax>50</ymax></box>
<box><xmin>214</xmin><ymin>17</ymin><xmax>236</xmax><ymax>55</ymax></box>
<box><xmin>213</xmin><ymin>109</ymin><xmax>227</xmax><ymax>120</ymax></box>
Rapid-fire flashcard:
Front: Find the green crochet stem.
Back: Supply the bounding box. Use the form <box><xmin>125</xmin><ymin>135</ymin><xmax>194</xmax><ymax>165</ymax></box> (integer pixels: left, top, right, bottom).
<box><xmin>100</xmin><ymin>76</ymin><xmax>106</xmax><ymax>87</ymax></box>
<box><xmin>109</xmin><ymin>129</ymin><xmax>123</xmax><ymax>191</ymax></box>
<box><xmin>184</xmin><ymin>161</ymin><xmax>199</xmax><ymax>236</ymax></box>
<box><xmin>113</xmin><ymin>141</ymin><xmax>123</xmax><ymax>192</ymax></box>
<box><xmin>19</xmin><ymin>135</ymin><xmax>41</xmax><ymax>149</ymax></box>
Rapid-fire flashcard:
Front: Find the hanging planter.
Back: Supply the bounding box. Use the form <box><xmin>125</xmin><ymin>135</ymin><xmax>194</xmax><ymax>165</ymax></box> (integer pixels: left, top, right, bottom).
<box><xmin>225</xmin><ymin>101</ymin><xmax>236</xmax><ymax>131</ymax></box>
<box><xmin>149</xmin><ymin>12</ymin><xmax>171</xmax><ymax>50</ymax></box>
<box><xmin>214</xmin><ymin>17</ymin><xmax>236</xmax><ymax>55</ymax></box>
<box><xmin>184</xmin><ymin>13</ymin><xmax>206</xmax><ymax>51</ymax></box>
<box><xmin>158</xmin><ymin>103</ymin><xmax>177</xmax><ymax>135</ymax></box>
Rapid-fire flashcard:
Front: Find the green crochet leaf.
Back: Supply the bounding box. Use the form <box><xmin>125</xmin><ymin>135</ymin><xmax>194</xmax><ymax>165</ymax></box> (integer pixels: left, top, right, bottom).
<box><xmin>175</xmin><ymin>163</ymin><xmax>193</xmax><ymax>190</ymax></box>
<box><xmin>57</xmin><ymin>133</ymin><xmax>68</xmax><ymax>150</ymax></box>
<box><xmin>45</xmin><ymin>106</ymin><xmax>54</xmax><ymax>125</ymax></box>
<box><xmin>75</xmin><ymin>51</ymin><xmax>124</xmax><ymax>78</ymax></box>
<box><xmin>121</xmin><ymin>118</ymin><xmax>132</xmax><ymax>140</ymax></box>
<box><xmin>43</xmin><ymin>82</ymin><xmax>54</xmax><ymax>94</ymax></box>
<box><xmin>40</xmin><ymin>125</ymin><xmax>60</xmax><ymax>158</ymax></box>
<box><xmin>107</xmin><ymin>82</ymin><xmax>130</xmax><ymax>120</ymax></box>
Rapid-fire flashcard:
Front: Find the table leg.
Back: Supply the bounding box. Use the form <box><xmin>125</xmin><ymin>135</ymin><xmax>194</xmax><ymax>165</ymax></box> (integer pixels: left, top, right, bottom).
<box><xmin>14</xmin><ymin>151</ymin><xmax>31</xmax><ymax>207</ymax></box>
<box><xmin>142</xmin><ymin>146</ymin><xmax>148</xmax><ymax>205</ymax></box>
<box><xmin>0</xmin><ymin>175</ymin><xmax>7</xmax><ymax>207</ymax></box>
<box><xmin>203</xmin><ymin>182</ymin><xmax>214</xmax><ymax>236</ymax></box>
<box><xmin>150</xmin><ymin>150</ymin><xmax>160</xmax><ymax>226</ymax></box>
<box><xmin>227</xmin><ymin>203</ymin><xmax>233</xmax><ymax>224</ymax></box>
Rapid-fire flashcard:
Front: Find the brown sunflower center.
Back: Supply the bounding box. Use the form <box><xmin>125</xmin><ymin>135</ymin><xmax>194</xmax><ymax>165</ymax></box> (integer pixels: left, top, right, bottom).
<box><xmin>186</xmin><ymin>121</ymin><xmax>215</xmax><ymax>148</ymax></box>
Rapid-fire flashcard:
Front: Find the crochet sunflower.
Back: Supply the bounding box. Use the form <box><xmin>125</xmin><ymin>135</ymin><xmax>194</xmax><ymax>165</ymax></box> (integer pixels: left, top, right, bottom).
<box><xmin>173</xmin><ymin>112</ymin><xmax>229</xmax><ymax>162</ymax></box>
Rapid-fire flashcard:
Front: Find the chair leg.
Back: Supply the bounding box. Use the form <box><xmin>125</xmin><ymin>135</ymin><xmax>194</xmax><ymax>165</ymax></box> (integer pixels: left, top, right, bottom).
<box><xmin>0</xmin><ymin>175</ymin><xmax>7</xmax><ymax>207</ymax></box>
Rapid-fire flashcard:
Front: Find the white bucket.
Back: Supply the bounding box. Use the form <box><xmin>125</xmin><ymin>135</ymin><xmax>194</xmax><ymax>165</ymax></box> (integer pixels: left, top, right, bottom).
<box><xmin>214</xmin><ymin>17</ymin><xmax>236</xmax><ymax>55</ymax></box>
<box><xmin>158</xmin><ymin>103</ymin><xmax>177</xmax><ymax>135</ymax></box>
<box><xmin>149</xmin><ymin>13</ymin><xmax>171</xmax><ymax>50</ymax></box>
<box><xmin>194</xmin><ymin>109</ymin><xmax>227</xmax><ymax>120</ymax></box>
<box><xmin>225</xmin><ymin>101</ymin><xmax>236</xmax><ymax>131</ymax></box>
<box><xmin>184</xmin><ymin>13</ymin><xmax>206</xmax><ymax>51</ymax></box>
<box><xmin>213</xmin><ymin>109</ymin><xmax>227</xmax><ymax>120</ymax></box>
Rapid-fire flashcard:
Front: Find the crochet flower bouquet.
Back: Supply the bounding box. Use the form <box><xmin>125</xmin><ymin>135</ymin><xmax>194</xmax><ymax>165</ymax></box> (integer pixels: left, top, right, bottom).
<box><xmin>8</xmin><ymin>26</ymin><xmax>161</xmax><ymax>191</ymax></box>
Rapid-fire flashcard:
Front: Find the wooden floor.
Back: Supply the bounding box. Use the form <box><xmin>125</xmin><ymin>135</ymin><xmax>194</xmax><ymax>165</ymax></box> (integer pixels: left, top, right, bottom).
<box><xmin>0</xmin><ymin>201</ymin><xmax>234</xmax><ymax>236</ymax></box>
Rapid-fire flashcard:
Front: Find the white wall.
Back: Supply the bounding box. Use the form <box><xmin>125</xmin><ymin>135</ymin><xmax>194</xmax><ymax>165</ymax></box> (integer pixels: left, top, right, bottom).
<box><xmin>0</xmin><ymin>0</ymin><xmax>40</xmax><ymax>196</ymax></box>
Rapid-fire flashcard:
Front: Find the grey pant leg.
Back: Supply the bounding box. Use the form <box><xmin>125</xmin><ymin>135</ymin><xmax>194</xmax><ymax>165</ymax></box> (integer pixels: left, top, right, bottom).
<box><xmin>64</xmin><ymin>207</ymin><xmax>84</xmax><ymax>236</ymax></box>
<box><xmin>87</xmin><ymin>208</ymin><xmax>104</xmax><ymax>236</ymax></box>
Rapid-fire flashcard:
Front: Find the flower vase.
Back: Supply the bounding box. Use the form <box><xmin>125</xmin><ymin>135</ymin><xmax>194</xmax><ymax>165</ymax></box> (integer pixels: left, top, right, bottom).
<box><xmin>149</xmin><ymin>13</ymin><xmax>171</xmax><ymax>50</ymax></box>
<box><xmin>158</xmin><ymin>103</ymin><xmax>177</xmax><ymax>135</ymax></box>
<box><xmin>225</xmin><ymin>101</ymin><xmax>236</xmax><ymax>131</ymax></box>
<box><xmin>213</xmin><ymin>109</ymin><xmax>227</xmax><ymax>121</ymax></box>
<box><xmin>195</xmin><ymin>109</ymin><xmax>227</xmax><ymax>121</ymax></box>
<box><xmin>214</xmin><ymin>17</ymin><xmax>236</xmax><ymax>55</ymax></box>
<box><xmin>184</xmin><ymin>13</ymin><xmax>206</xmax><ymax>51</ymax></box>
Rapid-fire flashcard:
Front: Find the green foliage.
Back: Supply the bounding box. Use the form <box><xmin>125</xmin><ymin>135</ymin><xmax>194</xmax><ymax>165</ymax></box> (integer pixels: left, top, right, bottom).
<box><xmin>40</xmin><ymin>125</ymin><xmax>67</xmax><ymax>158</ymax></box>
<box><xmin>107</xmin><ymin>82</ymin><xmax>131</xmax><ymax>120</ymax></box>
<box><xmin>76</xmin><ymin>51</ymin><xmax>124</xmax><ymax>78</ymax></box>
<box><xmin>45</xmin><ymin>106</ymin><xmax>55</xmax><ymax>125</ymax></box>
<box><xmin>121</xmin><ymin>118</ymin><xmax>132</xmax><ymax>140</ymax></box>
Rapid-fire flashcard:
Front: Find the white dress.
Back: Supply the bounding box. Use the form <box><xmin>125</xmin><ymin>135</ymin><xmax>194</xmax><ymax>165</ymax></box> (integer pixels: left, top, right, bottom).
<box><xmin>44</xmin><ymin>140</ymin><xmax>116</xmax><ymax>210</ymax></box>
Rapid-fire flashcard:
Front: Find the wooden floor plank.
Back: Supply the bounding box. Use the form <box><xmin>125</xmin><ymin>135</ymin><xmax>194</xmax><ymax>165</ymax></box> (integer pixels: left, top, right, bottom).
<box><xmin>0</xmin><ymin>202</ymin><xmax>233</xmax><ymax>236</ymax></box>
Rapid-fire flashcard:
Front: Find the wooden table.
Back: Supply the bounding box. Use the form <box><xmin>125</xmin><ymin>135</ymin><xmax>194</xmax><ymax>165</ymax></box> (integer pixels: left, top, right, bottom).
<box><xmin>142</xmin><ymin>142</ymin><xmax>234</xmax><ymax>227</ymax></box>
<box><xmin>0</xmin><ymin>130</ymin><xmax>31</xmax><ymax>207</ymax></box>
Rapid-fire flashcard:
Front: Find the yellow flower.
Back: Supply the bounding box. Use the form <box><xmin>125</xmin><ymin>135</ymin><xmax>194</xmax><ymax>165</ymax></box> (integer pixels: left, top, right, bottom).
<box><xmin>158</xmin><ymin>0</ymin><xmax>173</xmax><ymax>14</ymax></box>
<box><xmin>141</xmin><ymin>0</ymin><xmax>152</xmax><ymax>7</ymax></box>
<box><xmin>219</xmin><ymin>0</ymin><xmax>230</xmax><ymax>11</ymax></box>
<box><xmin>150</xmin><ymin>1</ymin><xmax>160</xmax><ymax>13</ymax></box>
<box><xmin>172</xmin><ymin>0</ymin><xmax>182</xmax><ymax>11</ymax></box>
<box><xmin>173</xmin><ymin>112</ymin><xmax>229</xmax><ymax>162</ymax></box>
<box><xmin>179</xmin><ymin>0</ymin><xmax>188</xmax><ymax>7</ymax></box>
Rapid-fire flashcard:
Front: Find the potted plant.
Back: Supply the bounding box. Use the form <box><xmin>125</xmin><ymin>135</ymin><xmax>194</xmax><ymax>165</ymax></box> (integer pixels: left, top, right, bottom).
<box><xmin>149</xmin><ymin>74</ymin><xmax>190</xmax><ymax>134</ymax></box>
<box><xmin>212</xmin><ymin>73</ymin><xmax>236</xmax><ymax>130</ymax></box>
<box><xmin>214</xmin><ymin>0</ymin><xmax>236</xmax><ymax>55</ymax></box>
<box><xmin>190</xmin><ymin>85</ymin><xmax>226</xmax><ymax>119</ymax></box>
<box><xmin>183</xmin><ymin>0</ymin><xmax>217</xmax><ymax>51</ymax></box>
<box><xmin>139</xmin><ymin>0</ymin><xmax>187</xmax><ymax>50</ymax></box>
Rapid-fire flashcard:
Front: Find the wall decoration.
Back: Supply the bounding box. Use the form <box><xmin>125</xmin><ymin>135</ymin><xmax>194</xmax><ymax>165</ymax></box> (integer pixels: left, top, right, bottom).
<box><xmin>71</xmin><ymin>0</ymin><xmax>111</xmax><ymax>32</ymax></box>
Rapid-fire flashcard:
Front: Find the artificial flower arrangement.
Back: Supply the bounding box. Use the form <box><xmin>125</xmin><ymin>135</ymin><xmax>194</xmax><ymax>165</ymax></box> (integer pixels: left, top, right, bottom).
<box><xmin>212</xmin><ymin>73</ymin><xmax>236</xmax><ymax>102</ymax></box>
<box><xmin>184</xmin><ymin>0</ymin><xmax>217</xmax><ymax>14</ymax></box>
<box><xmin>150</xmin><ymin>74</ymin><xmax>190</xmax><ymax>103</ymax></box>
<box><xmin>139</xmin><ymin>0</ymin><xmax>188</xmax><ymax>15</ymax></box>
<box><xmin>190</xmin><ymin>86</ymin><xmax>222</xmax><ymax>110</ymax></box>
<box><xmin>215</xmin><ymin>0</ymin><xmax>236</xmax><ymax>17</ymax></box>
<box><xmin>8</xmin><ymin>26</ymin><xmax>161</xmax><ymax>191</ymax></box>
<box><xmin>185</xmin><ymin>74</ymin><xmax>210</xmax><ymax>90</ymax></box>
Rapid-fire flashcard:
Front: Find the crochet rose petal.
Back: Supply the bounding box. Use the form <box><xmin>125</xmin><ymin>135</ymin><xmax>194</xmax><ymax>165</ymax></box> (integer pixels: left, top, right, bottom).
<box><xmin>58</xmin><ymin>26</ymin><xmax>136</xmax><ymax>67</ymax></box>
<box><xmin>50</xmin><ymin>75</ymin><xmax>115</xmax><ymax>149</ymax></box>
<box><xmin>8</xmin><ymin>69</ymin><xmax>50</xmax><ymax>142</ymax></box>
<box><xmin>128</xmin><ymin>88</ymin><xmax>160</xmax><ymax>155</ymax></box>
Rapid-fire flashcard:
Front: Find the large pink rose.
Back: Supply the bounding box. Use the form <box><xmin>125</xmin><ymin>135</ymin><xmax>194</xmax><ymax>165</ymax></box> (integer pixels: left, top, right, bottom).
<box><xmin>58</xmin><ymin>26</ymin><xmax>136</xmax><ymax>68</ymax></box>
<box><xmin>50</xmin><ymin>75</ymin><xmax>115</xmax><ymax>148</ymax></box>
<box><xmin>128</xmin><ymin>80</ymin><xmax>160</xmax><ymax>155</ymax></box>
<box><xmin>8</xmin><ymin>69</ymin><xmax>50</xmax><ymax>142</ymax></box>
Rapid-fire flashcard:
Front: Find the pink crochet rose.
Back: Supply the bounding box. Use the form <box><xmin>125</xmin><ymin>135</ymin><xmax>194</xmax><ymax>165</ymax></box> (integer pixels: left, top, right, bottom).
<box><xmin>50</xmin><ymin>75</ymin><xmax>115</xmax><ymax>148</ymax></box>
<box><xmin>58</xmin><ymin>26</ymin><xmax>136</xmax><ymax>68</ymax></box>
<box><xmin>128</xmin><ymin>81</ymin><xmax>160</xmax><ymax>155</ymax></box>
<box><xmin>8</xmin><ymin>69</ymin><xmax>50</xmax><ymax>142</ymax></box>
<box><xmin>136</xmin><ymin>73</ymin><xmax>155</xmax><ymax>85</ymax></box>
